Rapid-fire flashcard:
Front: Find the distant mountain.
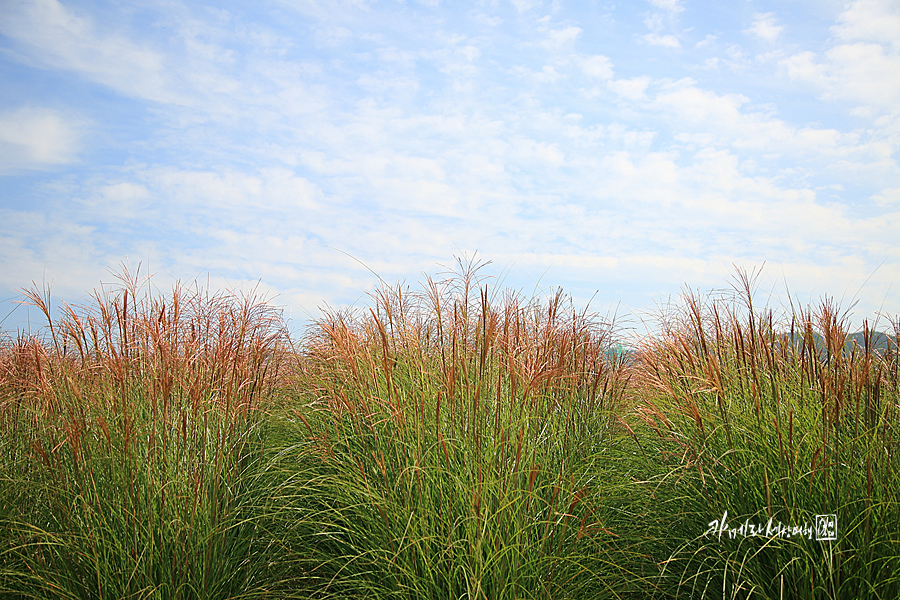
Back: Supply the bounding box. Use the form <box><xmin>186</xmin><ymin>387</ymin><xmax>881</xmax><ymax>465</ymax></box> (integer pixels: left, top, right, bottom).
<box><xmin>611</xmin><ymin>330</ymin><xmax>896</xmax><ymax>364</ymax></box>
<box><xmin>847</xmin><ymin>331</ymin><xmax>894</xmax><ymax>353</ymax></box>
<box><xmin>775</xmin><ymin>330</ymin><xmax>895</xmax><ymax>361</ymax></box>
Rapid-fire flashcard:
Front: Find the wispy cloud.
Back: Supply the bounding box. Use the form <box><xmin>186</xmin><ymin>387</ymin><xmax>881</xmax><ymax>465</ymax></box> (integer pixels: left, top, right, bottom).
<box><xmin>833</xmin><ymin>0</ymin><xmax>900</xmax><ymax>46</ymax></box>
<box><xmin>779</xmin><ymin>0</ymin><xmax>900</xmax><ymax>117</ymax></box>
<box><xmin>0</xmin><ymin>0</ymin><xmax>176</xmax><ymax>103</ymax></box>
<box><xmin>608</xmin><ymin>76</ymin><xmax>652</xmax><ymax>100</ymax></box>
<box><xmin>647</xmin><ymin>0</ymin><xmax>683</xmax><ymax>13</ymax></box>
<box><xmin>640</xmin><ymin>33</ymin><xmax>680</xmax><ymax>48</ymax></box>
<box><xmin>0</xmin><ymin>0</ymin><xmax>898</xmax><ymax>333</ymax></box>
<box><xmin>580</xmin><ymin>55</ymin><xmax>614</xmax><ymax>80</ymax></box>
<box><xmin>0</xmin><ymin>107</ymin><xmax>85</xmax><ymax>172</ymax></box>
<box><xmin>745</xmin><ymin>13</ymin><xmax>784</xmax><ymax>43</ymax></box>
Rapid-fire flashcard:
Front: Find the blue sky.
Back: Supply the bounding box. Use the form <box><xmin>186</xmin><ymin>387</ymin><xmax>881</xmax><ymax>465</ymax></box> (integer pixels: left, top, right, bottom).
<box><xmin>1</xmin><ymin>0</ymin><xmax>898</xmax><ymax>337</ymax></box>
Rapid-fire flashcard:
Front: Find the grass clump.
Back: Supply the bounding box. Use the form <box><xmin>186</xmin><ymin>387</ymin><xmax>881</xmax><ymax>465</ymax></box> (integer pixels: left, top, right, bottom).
<box><xmin>0</xmin><ymin>266</ymin><xmax>291</xmax><ymax>598</ymax></box>
<box><xmin>271</xmin><ymin>258</ymin><xmax>642</xmax><ymax>599</ymax></box>
<box><xmin>2</xmin><ymin>258</ymin><xmax>898</xmax><ymax>599</ymax></box>
<box><xmin>625</xmin><ymin>271</ymin><xmax>900</xmax><ymax>599</ymax></box>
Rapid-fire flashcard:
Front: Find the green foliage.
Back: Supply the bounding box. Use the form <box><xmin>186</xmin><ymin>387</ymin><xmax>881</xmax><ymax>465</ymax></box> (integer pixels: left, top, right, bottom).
<box><xmin>0</xmin><ymin>267</ymin><xmax>289</xmax><ymax>598</ymax></box>
<box><xmin>626</xmin><ymin>272</ymin><xmax>900</xmax><ymax>599</ymax></box>
<box><xmin>2</xmin><ymin>261</ymin><xmax>898</xmax><ymax>599</ymax></box>
<box><xmin>268</xmin><ymin>258</ymin><xmax>639</xmax><ymax>598</ymax></box>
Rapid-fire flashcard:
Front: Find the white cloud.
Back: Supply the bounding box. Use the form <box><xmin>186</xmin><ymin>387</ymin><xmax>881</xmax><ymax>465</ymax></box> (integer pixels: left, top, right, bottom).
<box><xmin>539</xmin><ymin>26</ymin><xmax>582</xmax><ymax>50</ymax></box>
<box><xmin>511</xmin><ymin>0</ymin><xmax>541</xmax><ymax>13</ymax></box>
<box><xmin>274</xmin><ymin>0</ymin><xmax>375</xmax><ymax>19</ymax></box>
<box><xmin>0</xmin><ymin>107</ymin><xmax>83</xmax><ymax>172</ymax></box>
<box><xmin>149</xmin><ymin>168</ymin><xmax>322</xmax><ymax>212</ymax></box>
<box><xmin>643</xmin><ymin>14</ymin><xmax>665</xmax><ymax>33</ymax></box>
<box><xmin>313</xmin><ymin>25</ymin><xmax>352</xmax><ymax>47</ymax></box>
<box><xmin>580</xmin><ymin>55</ymin><xmax>614</xmax><ymax>80</ymax></box>
<box><xmin>833</xmin><ymin>0</ymin><xmax>900</xmax><ymax>45</ymax></box>
<box><xmin>0</xmin><ymin>208</ymin><xmax>109</xmax><ymax>305</ymax></box>
<box><xmin>779</xmin><ymin>51</ymin><xmax>828</xmax><ymax>84</ymax></box>
<box><xmin>641</xmin><ymin>33</ymin><xmax>681</xmax><ymax>48</ymax></box>
<box><xmin>695</xmin><ymin>34</ymin><xmax>717</xmax><ymax>49</ymax></box>
<box><xmin>510</xmin><ymin>137</ymin><xmax>565</xmax><ymax>165</ymax></box>
<box><xmin>513</xmin><ymin>64</ymin><xmax>565</xmax><ymax>83</ymax></box>
<box><xmin>468</xmin><ymin>10</ymin><xmax>503</xmax><ymax>27</ymax></box>
<box><xmin>647</xmin><ymin>0</ymin><xmax>683</xmax><ymax>12</ymax></box>
<box><xmin>76</xmin><ymin>182</ymin><xmax>152</xmax><ymax>221</ymax></box>
<box><xmin>3</xmin><ymin>0</ymin><xmax>899</xmax><ymax>335</ymax></box>
<box><xmin>608</xmin><ymin>76</ymin><xmax>652</xmax><ymax>100</ymax></box>
<box><xmin>649</xmin><ymin>79</ymin><xmax>869</xmax><ymax>159</ymax></box>
<box><xmin>872</xmin><ymin>187</ymin><xmax>900</xmax><ymax>206</ymax></box>
<box><xmin>460</xmin><ymin>45</ymin><xmax>481</xmax><ymax>61</ymax></box>
<box><xmin>535</xmin><ymin>65</ymin><xmax>563</xmax><ymax>82</ymax></box>
<box><xmin>357</xmin><ymin>72</ymin><xmax>420</xmax><ymax>96</ymax></box>
<box><xmin>653</xmin><ymin>81</ymin><xmax>748</xmax><ymax>124</ymax></box>
<box><xmin>745</xmin><ymin>13</ymin><xmax>784</xmax><ymax>43</ymax></box>
<box><xmin>779</xmin><ymin>1</ymin><xmax>900</xmax><ymax>115</ymax></box>
<box><xmin>822</xmin><ymin>43</ymin><xmax>900</xmax><ymax>109</ymax></box>
<box><xmin>0</xmin><ymin>0</ymin><xmax>177</xmax><ymax>103</ymax></box>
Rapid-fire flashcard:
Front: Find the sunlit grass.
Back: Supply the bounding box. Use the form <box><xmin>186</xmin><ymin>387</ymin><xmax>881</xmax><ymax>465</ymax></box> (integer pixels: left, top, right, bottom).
<box><xmin>1</xmin><ymin>260</ymin><xmax>898</xmax><ymax>599</ymax></box>
<box><xmin>0</xmin><ymin>266</ymin><xmax>291</xmax><ymax>598</ymax></box>
<box><xmin>269</xmin><ymin>258</ymin><xmax>640</xmax><ymax>598</ymax></box>
<box><xmin>624</xmin><ymin>271</ymin><xmax>900</xmax><ymax>599</ymax></box>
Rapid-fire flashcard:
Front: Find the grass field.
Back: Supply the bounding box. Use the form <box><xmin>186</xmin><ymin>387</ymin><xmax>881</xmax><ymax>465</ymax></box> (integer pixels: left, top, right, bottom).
<box><xmin>1</xmin><ymin>260</ymin><xmax>898</xmax><ymax>599</ymax></box>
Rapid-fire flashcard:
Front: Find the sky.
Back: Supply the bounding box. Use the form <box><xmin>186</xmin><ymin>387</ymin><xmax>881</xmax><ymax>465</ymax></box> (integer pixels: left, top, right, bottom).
<box><xmin>1</xmin><ymin>0</ymin><xmax>899</xmax><ymax>339</ymax></box>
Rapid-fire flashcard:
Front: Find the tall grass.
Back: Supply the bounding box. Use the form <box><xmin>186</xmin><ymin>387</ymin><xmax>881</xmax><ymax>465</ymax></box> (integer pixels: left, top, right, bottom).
<box><xmin>627</xmin><ymin>272</ymin><xmax>900</xmax><ymax>599</ymax></box>
<box><xmin>270</xmin><ymin>258</ymin><xmax>641</xmax><ymax>598</ymax></box>
<box><xmin>0</xmin><ymin>266</ymin><xmax>290</xmax><ymax>598</ymax></box>
<box><xmin>2</xmin><ymin>260</ymin><xmax>897</xmax><ymax>599</ymax></box>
